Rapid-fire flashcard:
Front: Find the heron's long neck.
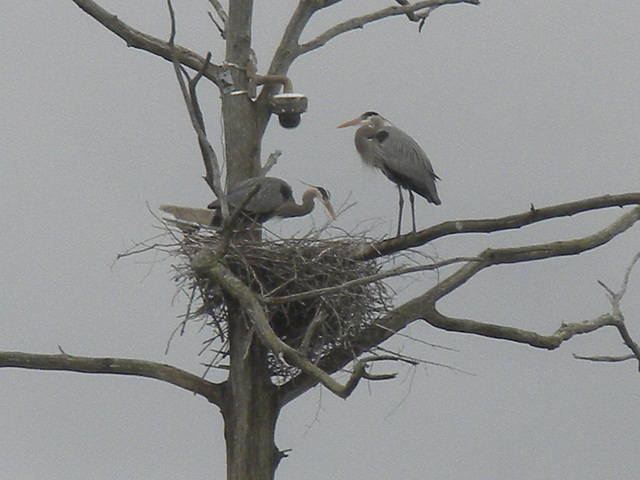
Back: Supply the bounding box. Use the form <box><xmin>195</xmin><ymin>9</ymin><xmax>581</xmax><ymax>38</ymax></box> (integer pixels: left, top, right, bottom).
<box><xmin>276</xmin><ymin>191</ymin><xmax>315</xmax><ymax>218</ymax></box>
<box><xmin>355</xmin><ymin>123</ymin><xmax>378</xmax><ymax>167</ymax></box>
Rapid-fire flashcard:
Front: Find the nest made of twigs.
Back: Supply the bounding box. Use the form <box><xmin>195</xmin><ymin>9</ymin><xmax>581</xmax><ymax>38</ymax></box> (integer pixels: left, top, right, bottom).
<box><xmin>173</xmin><ymin>228</ymin><xmax>392</xmax><ymax>382</ymax></box>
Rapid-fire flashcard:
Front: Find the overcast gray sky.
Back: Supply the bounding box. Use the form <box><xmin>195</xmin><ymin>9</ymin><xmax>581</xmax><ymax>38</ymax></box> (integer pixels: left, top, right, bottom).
<box><xmin>2</xmin><ymin>1</ymin><xmax>640</xmax><ymax>479</ymax></box>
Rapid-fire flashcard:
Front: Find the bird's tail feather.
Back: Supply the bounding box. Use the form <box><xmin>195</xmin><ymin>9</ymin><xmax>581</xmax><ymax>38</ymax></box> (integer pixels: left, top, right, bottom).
<box><xmin>159</xmin><ymin>205</ymin><xmax>218</xmax><ymax>226</ymax></box>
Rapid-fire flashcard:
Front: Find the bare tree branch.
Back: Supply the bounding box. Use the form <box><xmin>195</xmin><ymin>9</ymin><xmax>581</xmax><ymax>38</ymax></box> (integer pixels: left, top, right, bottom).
<box><xmin>260</xmin><ymin>150</ymin><xmax>282</xmax><ymax>177</ymax></box>
<box><xmin>266</xmin><ymin>1</ymin><xmax>318</xmax><ymax>77</ymax></box>
<box><xmin>590</xmin><ymin>254</ymin><xmax>640</xmax><ymax>368</ymax></box>
<box><xmin>255</xmin><ymin>0</ymin><xmax>477</xmax><ymax>144</ymax></box>
<box><xmin>166</xmin><ymin>1</ymin><xmax>227</xmax><ymax>219</ymax></box>
<box><xmin>208</xmin><ymin>0</ymin><xmax>227</xmax><ymax>38</ymax></box>
<box><xmin>0</xmin><ymin>351</ymin><xmax>224</xmax><ymax>405</ymax></box>
<box><xmin>70</xmin><ymin>0</ymin><xmax>226</xmax><ymax>88</ymax></box>
<box><xmin>189</xmin><ymin>54</ymin><xmax>221</xmax><ymax>194</ymax></box>
<box><xmin>394</xmin><ymin>0</ymin><xmax>439</xmax><ymax>31</ymax></box>
<box><xmin>299</xmin><ymin>311</ymin><xmax>327</xmax><ymax>355</ymax></box>
<box><xmin>611</xmin><ymin>316</ymin><xmax>640</xmax><ymax>368</ymax></box>
<box><xmin>297</xmin><ymin>0</ymin><xmax>478</xmax><ymax>58</ymax></box>
<box><xmin>209</xmin><ymin>0</ymin><xmax>228</xmax><ymax>23</ymax></box>
<box><xmin>207</xmin><ymin>11</ymin><xmax>225</xmax><ymax>38</ymax></box>
<box><xmin>266</xmin><ymin>0</ymin><xmax>477</xmax><ymax>83</ymax></box>
<box><xmin>573</xmin><ymin>353</ymin><xmax>636</xmax><ymax>362</ymax></box>
<box><xmin>618</xmin><ymin>250</ymin><xmax>640</xmax><ymax>299</ymax></box>
<box><xmin>278</xmin><ymin>205</ymin><xmax>640</xmax><ymax>404</ymax></box>
<box><xmin>426</xmin><ymin>206</ymin><xmax>640</xmax><ymax>301</ymax></box>
<box><xmin>353</xmin><ymin>193</ymin><xmax>640</xmax><ymax>261</ymax></box>
<box><xmin>424</xmin><ymin>311</ymin><xmax>621</xmax><ymax>348</ymax></box>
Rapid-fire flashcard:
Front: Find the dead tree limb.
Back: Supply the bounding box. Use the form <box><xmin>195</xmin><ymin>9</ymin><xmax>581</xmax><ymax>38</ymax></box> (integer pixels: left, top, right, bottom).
<box><xmin>70</xmin><ymin>0</ymin><xmax>226</xmax><ymax>88</ymax></box>
<box><xmin>295</xmin><ymin>0</ymin><xmax>479</xmax><ymax>59</ymax></box>
<box><xmin>263</xmin><ymin>0</ymin><xmax>477</xmax><ymax>108</ymax></box>
<box><xmin>207</xmin><ymin>0</ymin><xmax>227</xmax><ymax>38</ymax></box>
<box><xmin>353</xmin><ymin>193</ymin><xmax>640</xmax><ymax>261</ymax></box>
<box><xmin>277</xmin><ymin>205</ymin><xmax>640</xmax><ymax>404</ymax></box>
<box><xmin>0</xmin><ymin>351</ymin><xmax>224</xmax><ymax>405</ymax></box>
<box><xmin>166</xmin><ymin>0</ymin><xmax>227</xmax><ymax>217</ymax></box>
<box><xmin>573</xmin><ymin>252</ymin><xmax>640</xmax><ymax>368</ymax></box>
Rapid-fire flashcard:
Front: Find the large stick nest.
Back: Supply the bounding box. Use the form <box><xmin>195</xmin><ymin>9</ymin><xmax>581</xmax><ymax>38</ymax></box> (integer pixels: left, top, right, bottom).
<box><xmin>173</xmin><ymin>228</ymin><xmax>393</xmax><ymax>382</ymax></box>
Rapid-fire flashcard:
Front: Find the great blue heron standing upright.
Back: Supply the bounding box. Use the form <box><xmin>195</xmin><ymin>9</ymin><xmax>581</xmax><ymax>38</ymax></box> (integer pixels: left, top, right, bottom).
<box><xmin>338</xmin><ymin>111</ymin><xmax>440</xmax><ymax>235</ymax></box>
<box><xmin>160</xmin><ymin>176</ymin><xmax>336</xmax><ymax>227</ymax></box>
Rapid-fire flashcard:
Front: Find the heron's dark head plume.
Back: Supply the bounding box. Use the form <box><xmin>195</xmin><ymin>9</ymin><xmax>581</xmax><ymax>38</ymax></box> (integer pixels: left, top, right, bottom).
<box><xmin>299</xmin><ymin>181</ymin><xmax>335</xmax><ymax>219</ymax></box>
<box><xmin>299</xmin><ymin>181</ymin><xmax>330</xmax><ymax>200</ymax></box>
<box><xmin>315</xmin><ymin>186</ymin><xmax>331</xmax><ymax>201</ymax></box>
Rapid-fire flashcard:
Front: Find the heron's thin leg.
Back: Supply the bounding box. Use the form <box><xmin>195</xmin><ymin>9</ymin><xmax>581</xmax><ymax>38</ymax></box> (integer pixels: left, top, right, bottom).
<box><xmin>409</xmin><ymin>190</ymin><xmax>417</xmax><ymax>233</ymax></box>
<box><xmin>397</xmin><ymin>185</ymin><xmax>404</xmax><ymax>236</ymax></box>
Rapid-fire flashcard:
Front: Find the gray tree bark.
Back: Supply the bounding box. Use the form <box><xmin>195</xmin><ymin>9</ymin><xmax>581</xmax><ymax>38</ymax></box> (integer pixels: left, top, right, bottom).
<box><xmin>221</xmin><ymin>305</ymin><xmax>281</xmax><ymax>480</ymax></box>
<box><xmin>219</xmin><ymin>2</ymin><xmax>282</xmax><ymax>479</ymax></box>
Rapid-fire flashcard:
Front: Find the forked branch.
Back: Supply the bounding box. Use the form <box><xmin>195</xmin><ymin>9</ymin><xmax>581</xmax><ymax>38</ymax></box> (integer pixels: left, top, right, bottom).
<box><xmin>71</xmin><ymin>0</ymin><xmax>226</xmax><ymax>88</ymax></box>
<box><xmin>573</xmin><ymin>252</ymin><xmax>640</xmax><ymax>368</ymax></box>
<box><xmin>266</xmin><ymin>0</ymin><xmax>477</xmax><ymax>87</ymax></box>
<box><xmin>297</xmin><ymin>0</ymin><xmax>479</xmax><ymax>58</ymax></box>
<box><xmin>427</xmin><ymin>206</ymin><xmax>640</xmax><ymax>300</ymax></box>
<box><xmin>278</xmin><ymin>204</ymin><xmax>640</xmax><ymax>404</ymax></box>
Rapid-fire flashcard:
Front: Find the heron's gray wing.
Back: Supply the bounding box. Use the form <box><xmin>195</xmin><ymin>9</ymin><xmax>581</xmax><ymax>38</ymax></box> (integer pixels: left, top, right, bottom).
<box><xmin>373</xmin><ymin>126</ymin><xmax>441</xmax><ymax>205</ymax></box>
<box><xmin>241</xmin><ymin>177</ymin><xmax>292</xmax><ymax>214</ymax></box>
<box><xmin>208</xmin><ymin>177</ymin><xmax>293</xmax><ymax>216</ymax></box>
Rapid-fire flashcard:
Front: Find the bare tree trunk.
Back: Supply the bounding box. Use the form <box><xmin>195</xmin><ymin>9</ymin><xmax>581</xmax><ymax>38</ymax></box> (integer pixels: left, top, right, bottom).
<box><xmin>222</xmin><ymin>0</ymin><xmax>261</xmax><ymax>189</ymax></box>
<box><xmin>220</xmin><ymin>2</ymin><xmax>280</xmax><ymax>479</ymax></box>
<box><xmin>221</xmin><ymin>307</ymin><xmax>281</xmax><ymax>480</ymax></box>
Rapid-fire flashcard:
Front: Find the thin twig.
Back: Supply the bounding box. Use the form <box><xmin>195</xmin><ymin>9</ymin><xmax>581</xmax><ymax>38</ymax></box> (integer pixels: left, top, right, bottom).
<box><xmin>264</xmin><ymin>256</ymin><xmax>479</xmax><ymax>304</ymax></box>
<box><xmin>373</xmin><ymin>324</ymin><xmax>458</xmax><ymax>351</ymax></box>
<box><xmin>166</xmin><ymin>0</ymin><xmax>228</xmax><ymax>218</ymax></box>
<box><xmin>620</xmin><ymin>250</ymin><xmax>640</xmax><ymax>299</ymax></box>
<box><xmin>207</xmin><ymin>11</ymin><xmax>225</xmax><ymax>38</ymax></box>
<box><xmin>260</xmin><ymin>150</ymin><xmax>282</xmax><ymax>177</ymax></box>
<box><xmin>207</xmin><ymin>0</ymin><xmax>227</xmax><ymax>39</ymax></box>
<box><xmin>573</xmin><ymin>353</ymin><xmax>635</xmax><ymax>362</ymax></box>
<box><xmin>187</xmin><ymin>52</ymin><xmax>219</xmax><ymax>193</ymax></box>
<box><xmin>208</xmin><ymin>0</ymin><xmax>228</xmax><ymax>24</ymax></box>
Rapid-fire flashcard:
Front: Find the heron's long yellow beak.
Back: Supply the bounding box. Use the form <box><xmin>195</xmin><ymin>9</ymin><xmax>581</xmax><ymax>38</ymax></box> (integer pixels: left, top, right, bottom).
<box><xmin>321</xmin><ymin>198</ymin><xmax>337</xmax><ymax>219</ymax></box>
<box><xmin>336</xmin><ymin>117</ymin><xmax>360</xmax><ymax>129</ymax></box>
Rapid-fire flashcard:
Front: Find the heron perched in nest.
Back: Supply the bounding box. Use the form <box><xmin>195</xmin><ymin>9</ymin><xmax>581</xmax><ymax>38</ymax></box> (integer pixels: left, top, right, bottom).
<box><xmin>161</xmin><ymin>176</ymin><xmax>336</xmax><ymax>227</ymax></box>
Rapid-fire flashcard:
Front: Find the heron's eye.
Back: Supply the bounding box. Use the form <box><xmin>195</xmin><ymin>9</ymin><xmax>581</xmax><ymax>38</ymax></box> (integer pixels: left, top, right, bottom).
<box><xmin>317</xmin><ymin>187</ymin><xmax>330</xmax><ymax>200</ymax></box>
<box><xmin>362</xmin><ymin>111</ymin><xmax>379</xmax><ymax>119</ymax></box>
